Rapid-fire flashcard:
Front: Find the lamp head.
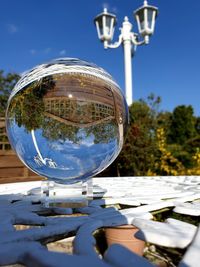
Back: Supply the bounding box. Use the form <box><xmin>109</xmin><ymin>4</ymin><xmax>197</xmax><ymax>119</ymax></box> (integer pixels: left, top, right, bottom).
<box><xmin>134</xmin><ymin>0</ymin><xmax>158</xmax><ymax>40</ymax></box>
<box><xmin>94</xmin><ymin>8</ymin><xmax>117</xmax><ymax>44</ymax></box>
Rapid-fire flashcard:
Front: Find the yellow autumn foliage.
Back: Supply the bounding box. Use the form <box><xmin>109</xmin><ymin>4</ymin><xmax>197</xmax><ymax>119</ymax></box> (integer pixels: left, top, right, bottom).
<box><xmin>149</xmin><ymin>128</ymin><xmax>200</xmax><ymax>176</ymax></box>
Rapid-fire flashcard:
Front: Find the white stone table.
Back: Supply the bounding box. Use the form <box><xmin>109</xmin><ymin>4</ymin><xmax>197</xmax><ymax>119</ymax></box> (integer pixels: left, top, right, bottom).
<box><xmin>0</xmin><ymin>176</ymin><xmax>200</xmax><ymax>267</ymax></box>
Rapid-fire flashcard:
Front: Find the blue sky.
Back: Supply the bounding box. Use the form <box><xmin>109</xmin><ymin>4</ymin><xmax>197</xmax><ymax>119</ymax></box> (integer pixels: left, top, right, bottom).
<box><xmin>1</xmin><ymin>0</ymin><xmax>200</xmax><ymax>115</ymax></box>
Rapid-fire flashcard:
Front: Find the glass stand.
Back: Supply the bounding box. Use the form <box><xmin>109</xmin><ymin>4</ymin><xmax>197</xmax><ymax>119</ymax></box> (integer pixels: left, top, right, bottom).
<box><xmin>41</xmin><ymin>178</ymin><xmax>93</xmax><ymax>208</ymax></box>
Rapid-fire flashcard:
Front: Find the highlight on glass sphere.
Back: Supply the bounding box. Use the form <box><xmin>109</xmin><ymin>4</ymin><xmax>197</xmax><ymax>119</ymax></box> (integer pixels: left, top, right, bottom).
<box><xmin>6</xmin><ymin>58</ymin><xmax>128</xmax><ymax>184</ymax></box>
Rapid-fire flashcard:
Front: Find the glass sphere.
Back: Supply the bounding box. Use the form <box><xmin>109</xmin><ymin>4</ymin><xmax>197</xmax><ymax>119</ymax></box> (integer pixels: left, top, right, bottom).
<box><xmin>6</xmin><ymin>58</ymin><xmax>128</xmax><ymax>184</ymax></box>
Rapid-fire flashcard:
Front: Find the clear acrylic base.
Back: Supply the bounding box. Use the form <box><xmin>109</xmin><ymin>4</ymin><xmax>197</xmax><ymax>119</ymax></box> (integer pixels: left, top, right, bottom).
<box><xmin>41</xmin><ymin>178</ymin><xmax>93</xmax><ymax>208</ymax></box>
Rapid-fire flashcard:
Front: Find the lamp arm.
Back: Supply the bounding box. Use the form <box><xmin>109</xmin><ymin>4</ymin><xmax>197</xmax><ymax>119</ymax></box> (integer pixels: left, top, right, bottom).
<box><xmin>131</xmin><ymin>33</ymin><xmax>147</xmax><ymax>46</ymax></box>
<box><xmin>104</xmin><ymin>34</ymin><xmax>123</xmax><ymax>49</ymax></box>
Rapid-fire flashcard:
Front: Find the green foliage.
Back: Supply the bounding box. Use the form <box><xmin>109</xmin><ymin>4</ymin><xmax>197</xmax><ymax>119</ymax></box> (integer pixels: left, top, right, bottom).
<box><xmin>195</xmin><ymin>116</ymin><xmax>200</xmax><ymax>135</ymax></box>
<box><xmin>8</xmin><ymin>76</ymin><xmax>56</xmax><ymax>131</ymax></box>
<box><xmin>117</xmin><ymin>99</ymin><xmax>159</xmax><ymax>176</ymax></box>
<box><xmin>162</xmin><ymin>105</ymin><xmax>199</xmax><ymax>170</ymax></box>
<box><xmin>157</xmin><ymin>111</ymin><xmax>172</xmax><ymax>136</ymax></box>
<box><xmin>0</xmin><ymin>71</ymin><xmax>20</xmax><ymax>116</ymax></box>
<box><xmin>98</xmin><ymin>94</ymin><xmax>161</xmax><ymax>177</ymax></box>
<box><xmin>168</xmin><ymin>143</ymin><xmax>194</xmax><ymax>168</ymax></box>
<box><xmin>168</xmin><ymin>105</ymin><xmax>196</xmax><ymax>144</ymax></box>
<box><xmin>100</xmin><ymin>95</ymin><xmax>200</xmax><ymax>177</ymax></box>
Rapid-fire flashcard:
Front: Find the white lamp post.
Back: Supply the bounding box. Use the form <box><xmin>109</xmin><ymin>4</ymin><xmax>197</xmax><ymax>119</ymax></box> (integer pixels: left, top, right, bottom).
<box><xmin>94</xmin><ymin>0</ymin><xmax>158</xmax><ymax>106</ymax></box>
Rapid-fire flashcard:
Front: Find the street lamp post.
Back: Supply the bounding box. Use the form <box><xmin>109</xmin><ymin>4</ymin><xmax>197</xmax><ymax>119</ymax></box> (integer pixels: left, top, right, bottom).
<box><xmin>94</xmin><ymin>0</ymin><xmax>158</xmax><ymax>106</ymax></box>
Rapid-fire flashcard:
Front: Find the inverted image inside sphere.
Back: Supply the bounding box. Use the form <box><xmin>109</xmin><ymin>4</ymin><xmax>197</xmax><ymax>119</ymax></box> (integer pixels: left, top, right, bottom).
<box><xmin>6</xmin><ymin>59</ymin><xmax>128</xmax><ymax>184</ymax></box>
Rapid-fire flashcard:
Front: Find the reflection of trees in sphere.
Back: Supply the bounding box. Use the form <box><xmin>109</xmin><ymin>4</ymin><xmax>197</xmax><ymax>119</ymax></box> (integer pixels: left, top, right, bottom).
<box><xmin>6</xmin><ymin>58</ymin><xmax>128</xmax><ymax>184</ymax></box>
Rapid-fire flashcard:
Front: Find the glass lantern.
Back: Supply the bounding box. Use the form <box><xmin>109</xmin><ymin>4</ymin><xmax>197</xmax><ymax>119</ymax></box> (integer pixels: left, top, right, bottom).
<box><xmin>94</xmin><ymin>8</ymin><xmax>117</xmax><ymax>43</ymax></box>
<box><xmin>134</xmin><ymin>0</ymin><xmax>158</xmax><ymax>38</ymax></box>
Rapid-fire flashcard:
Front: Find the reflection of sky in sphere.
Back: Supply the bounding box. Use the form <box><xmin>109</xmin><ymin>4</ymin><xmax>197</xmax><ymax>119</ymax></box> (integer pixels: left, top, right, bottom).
<box><xmin>8</xmin><ymin>121</ymin><xmax>118</xmax><ymax>183</ymax></box>
<box><xmin>6</xmin><ymin>58</ymin><xmax>128</xmax><ymax>184</ymax></box>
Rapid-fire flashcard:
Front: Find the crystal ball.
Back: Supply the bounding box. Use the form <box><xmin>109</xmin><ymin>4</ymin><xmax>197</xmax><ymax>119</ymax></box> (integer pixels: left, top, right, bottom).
<box><xmin>6</xmin><ymin>58</ymin><xmax>128</xmax><ymax>184</ymax></box>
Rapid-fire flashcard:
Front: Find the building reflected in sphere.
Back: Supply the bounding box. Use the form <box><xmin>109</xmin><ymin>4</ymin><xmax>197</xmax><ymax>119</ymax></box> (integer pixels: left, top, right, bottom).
<box><xmin>6</xmin><ymin>58</ymin><xmax>128</xmax><ymax>184</ymax></box>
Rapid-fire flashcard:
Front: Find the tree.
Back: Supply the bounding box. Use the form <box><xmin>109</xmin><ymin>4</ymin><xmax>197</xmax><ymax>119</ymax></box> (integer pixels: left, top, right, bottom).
<box><xmin>165</xmin><ymin>105</ymin><xmax>198</xmax><ymax>168</ymax></box>
<box><xmin>151</xmin><ymin>128</ymin><xmax>200</xmax><ymax>176</ymax></box>
<box><xmin>116</xmin><ymin>99</ymin><xmax>160</xmax><ymax>176</ymax></box>
<box><xmin>195</xmin><ymin>116</ymin><xmax>200</xmax><ymax>135</ymax></box>
<box><xmin>168</xmin><ymin>105</ymin><xmax>196</xmax><ymax>144</ymax></box>
<box><xmin>152</xmin><ymin>128</ymin><xmax>185</xmax><ymax>176</ymax></box>
<box><xmin>98</xmin><ymin>95</ymin><xmax>161</xmax><ymax>177</ymax></box>
<box><xmin>8</xmin><ymin>76</ymin><xmax>56</xmax><ymax>131</ymax></box>
<box><xmin>0</xmin><ymin>71</ymin><xmax>20</xmax><ymax>116</ymax></box>
<box><xmin>157</xmin><ymin>111</ymin><xmax>172</xmax><ymax>136</ymax></box>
